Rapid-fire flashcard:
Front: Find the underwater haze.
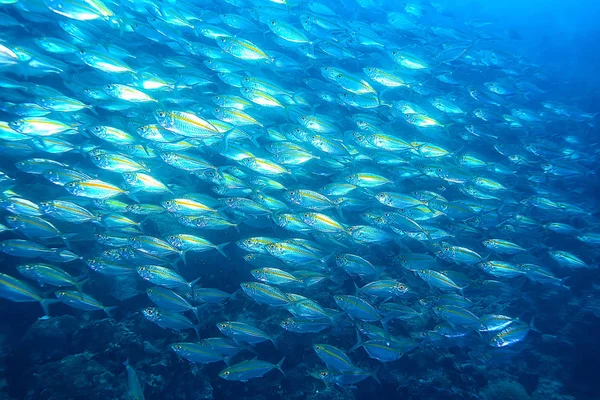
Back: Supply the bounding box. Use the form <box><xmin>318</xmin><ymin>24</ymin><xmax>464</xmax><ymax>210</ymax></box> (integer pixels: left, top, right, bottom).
<box><xmin>0</xmin><ymin>0</ymin><xmax>598</xmax><ymax>399</ymax></box>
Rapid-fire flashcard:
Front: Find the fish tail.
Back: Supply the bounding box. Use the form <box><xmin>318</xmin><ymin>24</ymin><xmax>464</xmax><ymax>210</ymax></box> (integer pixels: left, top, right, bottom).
<box><xmin>529</xmin><ymin>316</ymin><xmax>541</xmax><ymax>333</ymax></box>
<box><xmin>74</xmin><ymin>278</ymin><xmax>89</xmax><ymax>292</ymax></box>
<box><xmin>275</xmin><ymin>357</ymin><xmax>286</xmax><ymax>377</ymax></box>
<box><xmin>192</xmin><ymin>304</ymin><xmax>206</xmax><ymax>323</ymax></box>
<box><xmin>189</xmin><ymin>277</ymin><xmax>201</xmax><ymax>291</ymax></box>
<box><xmin>349</xmin><ymin>330</ymin><xmax>363</xmax><ymax>352</ymax></box>
<box><xmin>39</xmin><ymin>298</ymin><xmax>58</xmax><ymax>316</ymax></box>
<box><xmin>126</xmin><ymin>191</ymin><xmax>140</xmax><ymax>203</ymax></box>
<box><xmin>215</xmin><ymin>242</ymin><xmax>229</xmax><ymax>258</ymax></box>
<box><xmin>61</xmin><ymin>234</ymin><xmax>73</xmax><ymax>249</ymax></box>
<box><xmin>104</xmin><ymin>305</ymin><xmax>118</xmax><ymax>319</ymax></box>
<box><xmin>270</xmin><ymin>333</ymin><xmax>281</xmax><ymax>351</ymax></box>
<box><xmin>369</xmin><ymin>364</ymin><xmax>382</xmax><ymax>385</ymax></box>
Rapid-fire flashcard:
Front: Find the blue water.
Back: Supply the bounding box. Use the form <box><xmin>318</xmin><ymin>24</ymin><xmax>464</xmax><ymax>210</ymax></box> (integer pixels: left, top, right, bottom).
<box><xmin>0</xmin><ymin>1</ymin><xmax>598</xmax><ymax>399</ymax></box>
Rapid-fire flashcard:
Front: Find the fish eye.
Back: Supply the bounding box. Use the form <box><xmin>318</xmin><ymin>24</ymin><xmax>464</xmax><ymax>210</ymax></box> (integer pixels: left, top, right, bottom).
<box><xmin>223</xmin><ymin>371</ymin><xmax>230</xmax><ymax>376</ymax></box>
<box><xmin>336</xmin><ymin>74</ymin><xmax>342</xmax><ymax>79</ymax></box>
<box><xmin>220</xmin><ymin>323</ymin><xmax>227</xmax><ymax>328</ymax></box>
<box><xmin>157</xmin><ymin>111</ymin><xmax>165</xmax><ymax>117</ymax></box>
<box><xmin>271</xmin><ymin>21</ymin><xmax>276</xmax><ymax>25</ymax></box>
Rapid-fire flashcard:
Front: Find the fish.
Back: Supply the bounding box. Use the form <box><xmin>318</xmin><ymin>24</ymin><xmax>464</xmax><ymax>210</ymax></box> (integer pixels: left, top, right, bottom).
<box><xmin>0</xmin><ymin>272</ymin><xmax>56</xmax><ymax>314</ymax></box>
<box><xmin>123</xmin><ymin>359</ymin><xmax>145</xmax><ymax>400</ymax></box>
<box><xmin>217</xmin><ymin>321</ymin><xmax>278</xmax><ymax>349</ymax></box>
<box><xmin>171</xmin><ymin>342</ymin><xmax>228</xmax><ymax>365</ymax></box>
<box><xmin>313</xmin><ymin>344</ymin><xmax>355</xmax><ymax>371</ymax></box>
<box><xmin>17</xmin><ymin>263</ymin><xmax>86</xmax><ymax>291</ymax></box>
<box><xmin>142</xmin><ymin>307</ymin><xmax>199</xmax><ymax>337</ymax></box>
<box><xmin>136</xmin><ymin>265</ymin><xmax>199</xmax><ymax>289</ymax></box>
<box><xmin>55</xmin><ymin>290</ymin><xmax>115</xmax><ymax>317</ymax></box>
<box><xmin>218</xmin><ymin>358</ymin><xmax>285</xmax><ymax>382</ymax></box>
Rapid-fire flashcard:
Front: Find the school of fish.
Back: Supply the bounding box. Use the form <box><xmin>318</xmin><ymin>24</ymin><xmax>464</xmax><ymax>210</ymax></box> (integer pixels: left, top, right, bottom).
<box><xmin>0</xmin><ymin>0</ymin><xmax>598</xmax><ymax>397</ymax></box>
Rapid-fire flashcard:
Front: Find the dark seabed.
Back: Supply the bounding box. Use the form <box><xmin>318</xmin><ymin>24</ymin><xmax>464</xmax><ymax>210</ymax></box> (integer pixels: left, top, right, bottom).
<box><xmin>0</xmin><ymin>0</ymin><xmax>598</xmax><ymax>399</ymax></box>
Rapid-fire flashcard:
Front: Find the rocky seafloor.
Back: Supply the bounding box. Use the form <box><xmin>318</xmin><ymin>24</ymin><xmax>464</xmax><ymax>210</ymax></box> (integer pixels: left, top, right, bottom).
<box><xmin>0</xmin><ymin>283</ymin><xmax>597</xmax><ymax>400</ymax></box>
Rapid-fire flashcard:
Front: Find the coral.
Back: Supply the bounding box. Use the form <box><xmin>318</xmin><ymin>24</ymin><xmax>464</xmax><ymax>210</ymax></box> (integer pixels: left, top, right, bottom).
<box><xmin>532</xmin><ymin>378</ymin><xmax>575</xmax><ymax>400</ymax></box>
<box><xmin>32</xmin><ymin>352</ymin><xmax>125</xmax><ymax>400</ymax></box>
<box><xmin>19</xmin><ymin>316</ymin><xmax>80</xmax><ymax>363</ymax></box>
<box><xmin>481</xmin><ymin>379</ymin><xmax>531</xmax><ymax>400</ymax></box>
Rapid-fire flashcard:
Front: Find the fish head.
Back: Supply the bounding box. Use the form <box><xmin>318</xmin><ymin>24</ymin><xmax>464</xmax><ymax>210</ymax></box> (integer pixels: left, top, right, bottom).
<box><xmin>283</xmin><ymin>190</ymin><xmax>299</xmax><ymax>204</ymax></box>
<box><xmin>265</xmin><ymin>243</ymin><xmax>280</xmax><ymax>256</ymax></box>
<box><xmin>216</xmin><ymin>322</ymin><xmax>231</xmax><ymax>334</ymax></box>
<box><xmin>313</xmin><ymin>344</ymin><xmax>325</xmax><ymax>353</ymax></box>
<box><xmin>219</xmin><ymin>369</ymin><xmax>232</xmax><ymax>380</ymax></box>
<box><xmin>375</xmin><ymin>192</ymin><xmax>389</xmax><ymax>203</ymax></box>
<box><xmin>161</xmin><ymin>199</ymin><xmax>175</xmax><ymax>211</ymax></box>
<box><xmin>165</xmin><ymin>235</ymin><xmax>181</xmax><ymax>247</ymax></box>
<box><xmin>153</xmin><ymin>110</ymin><xmax>169</xmax><ymax>124</ymax></box>
<box><xmin>333</xmin><ymin>295</ymin><xmax>348</xmax><ymax>309</ymax></box>
<box><xmin>8</xmin><ymin>119</ymin><xmax>24</xmax><ymax>132</ymax></box>
<box><xmin>240</xmin><ymin>282</ymin><xmax>255</xmax><ymax>294</ymax></box>
<box><xmin>393</xmin><ymin>282</ymin><xmax>409</xmax><ymax>295</ymax></box>
<box><xmin>16</xmin><ymin>264</ymin><xmax>35</xmax><ymax>275</ymax></box>
<box><xmin>103</xmin><ymin>84</ymin><xmax>118</xmax><ymax>94</ymax></box>
<box><xmin>86</xmin><ymin>258</ymin><xmax>104</xmax><ymax>272</ymax></box>
<box><xmin>170</xmin><ymin>343</ymin><xmax>184</xmax><ymax>353</ymax></box>
<box><xmin>280</xmin><ymin>318</ymin><xmax>294</xmax><ymax>330</ymax></box>
<box><xmin>334</xmin><ymin>254</ymin><xmax>347</xmax><ymax>266</ymax></box>
<box><xmin>39</xmin><ymin>201</ymin><xmax>52</xmax><ymax>213</ymax></box>
<box><xmin>141</xmin><ymin>307</ymin><xmax>159</xmax><ymax>321</ymax></box>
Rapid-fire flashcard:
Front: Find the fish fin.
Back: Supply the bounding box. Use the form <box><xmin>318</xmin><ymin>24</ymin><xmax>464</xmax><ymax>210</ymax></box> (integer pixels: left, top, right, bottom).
<box><xmin>275</xmin><ymin>357</ymin><xmax>286</xmax><ymax>377</ymax></box>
